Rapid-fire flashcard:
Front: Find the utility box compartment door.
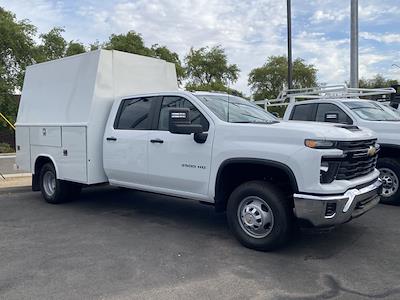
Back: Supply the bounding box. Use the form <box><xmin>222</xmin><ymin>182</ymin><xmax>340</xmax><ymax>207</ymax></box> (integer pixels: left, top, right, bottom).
<box><xmin>15</xmin><ymin>126</ymin><xmax>31</xmax><ymax>172</ymax></box>
<box><xmin>30</xmin><ymin>126</ymin><xmax>61</xmax><ymax>147</ymax></box>
<box><xmin>59</xmin><ymin>126</ymin><xmax>87</xmax><ymax>183</ymax></box>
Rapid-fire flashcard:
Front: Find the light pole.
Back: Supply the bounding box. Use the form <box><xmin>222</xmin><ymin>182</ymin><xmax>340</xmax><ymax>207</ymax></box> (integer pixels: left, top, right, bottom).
<box><xmin>350</xmin><ymin>0</ymin><xmax>359</xmax><ymax>88</ymax></box>
<box><xmin>287</xmin><ymin>0</ymin><xmax>293</xmax><ymax>90</ymax></box>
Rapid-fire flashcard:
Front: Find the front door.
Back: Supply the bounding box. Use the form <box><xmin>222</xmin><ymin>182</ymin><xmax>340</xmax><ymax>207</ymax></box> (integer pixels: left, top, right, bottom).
<box><xmin>148</xmin><ymin>96</ymin><xmax>214</xmax><ymax>199</ymax></box>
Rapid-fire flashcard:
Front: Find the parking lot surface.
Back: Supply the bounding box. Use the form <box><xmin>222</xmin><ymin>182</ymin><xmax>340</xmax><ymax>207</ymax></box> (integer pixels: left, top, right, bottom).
<box><xmin>0</xmin><ymin>185</ymin><xmax>399</xmax><ymax>300</ymax></box>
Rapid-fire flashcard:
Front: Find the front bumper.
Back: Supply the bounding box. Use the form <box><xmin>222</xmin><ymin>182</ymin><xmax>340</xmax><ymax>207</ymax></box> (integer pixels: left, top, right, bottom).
<box><xmin>293</xmin><ymin>179</ymin><xmax>382</xmax><ymax>227</ymax></box>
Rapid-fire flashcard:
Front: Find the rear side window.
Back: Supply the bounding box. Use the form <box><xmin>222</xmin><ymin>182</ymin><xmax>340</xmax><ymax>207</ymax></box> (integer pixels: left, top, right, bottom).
<box><xmin>158</xmin><ymin>96</ymin><xmax>209</xmax><ymax>131</ymax></box>
<box><xmin>316</xmin><ymin>103</ymin><xmax>353</xmax><ymax>124</ymax></box>
<box><xmin>290</xmin><ymin>104</ymin><xmax>317</xmax><ymax>121</ymax></box>
<box><xmin>115</xmin><ymin>97</ymin><xmax>158</xmax><ymax>130</ymax></box>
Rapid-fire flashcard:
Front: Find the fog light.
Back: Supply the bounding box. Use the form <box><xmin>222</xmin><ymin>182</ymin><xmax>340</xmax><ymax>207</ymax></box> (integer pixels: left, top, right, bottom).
<box><xmin>325</xmin><ymin>202</ymin><xmax>337</xmax><ymax>217</ymax></box>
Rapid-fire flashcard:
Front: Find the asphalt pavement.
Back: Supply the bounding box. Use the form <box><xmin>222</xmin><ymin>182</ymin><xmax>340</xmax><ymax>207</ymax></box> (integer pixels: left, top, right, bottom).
<box><xmin>0</xmin><ymin>185</ymin><xmax>399</xmax><ymax>300</ymax></box>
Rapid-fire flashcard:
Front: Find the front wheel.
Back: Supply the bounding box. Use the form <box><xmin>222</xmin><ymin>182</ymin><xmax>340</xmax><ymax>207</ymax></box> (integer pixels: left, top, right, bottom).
<box><xmin>227</xmin><ymin>181</ymin><xmax>293</xmax><ymax>251</ymax></box>
<box><xmin>378</xmin><ymin>158</ymin><xmax>400</xmax><ymax>205</ymax></box>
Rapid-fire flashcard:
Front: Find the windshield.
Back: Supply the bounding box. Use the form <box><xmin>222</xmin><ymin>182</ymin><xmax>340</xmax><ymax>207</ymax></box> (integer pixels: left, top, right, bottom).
<box><xmin>195</xmin><ymin>94</ymin><xmax>278</xmax><ymax>123</ymax></box>
<box><xmin>379</xmin><ymin>103</ymin><xmax>400</xmax><ymax>116</ymax></box>
<box><xmin>343</xmin><ymin>101</ymin><xmax>400</xmax><ymax>121</ymax></box>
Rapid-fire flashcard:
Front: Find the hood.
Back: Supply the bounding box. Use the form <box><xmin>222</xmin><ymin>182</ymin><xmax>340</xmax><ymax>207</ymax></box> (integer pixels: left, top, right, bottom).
<box><xmin>358</xmin><ymin>120</ymin><xmax>400</xmax><ymax>133</ymax></box>
<box><xmin>232</xmin><ymin>120</ymin><xmax>376</xmax><ymax>141</ymax></box>
<box><xmin>357</xmin><ymin>120</ymin><xmax>400</xmax><ymax>145</ymax></box>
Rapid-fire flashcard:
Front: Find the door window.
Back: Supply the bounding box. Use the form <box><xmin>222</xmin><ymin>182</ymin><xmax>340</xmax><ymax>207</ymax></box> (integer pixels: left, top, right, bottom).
<box><xmin>114</xmin><ymin>97</ymin><xmax>159</xmax><ymax>130</ymax></box>
<box><xmin>157</xmin><ymin>96</ymin><xmax>209</xmax><ymax>131</ymax></box>
<box><xmin>290</xmin><ymin>104</ymin><xmax>317</xmax><ymax>121</ymax></box>
<box><xmin>316</xmin><ymin>103</ymin><xmax>353</xmax><ymax>124</ymax></box>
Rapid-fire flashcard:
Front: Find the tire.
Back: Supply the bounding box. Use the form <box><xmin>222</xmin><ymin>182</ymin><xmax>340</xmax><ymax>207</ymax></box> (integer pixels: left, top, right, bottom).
<box><xmin>227</xmin><ymin>181</ymin><xmax>293</xmax><ymax>251</ymax></box>
<box><xmin>39</xmin><ymin>163</ymin><xmax>76</xmax><ymax>204</ymax></box>
<box><xmin>377</xmin><ymin>158</ymin><xmax>400</xmax><ymax>205</ymax></box>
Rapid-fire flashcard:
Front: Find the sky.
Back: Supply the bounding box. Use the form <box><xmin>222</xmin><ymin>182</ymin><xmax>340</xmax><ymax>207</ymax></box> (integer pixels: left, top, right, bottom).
<box><xmin>1</xmin><ymin>0</ymin><xmax>400</xmax><ymax>95</ymax></box>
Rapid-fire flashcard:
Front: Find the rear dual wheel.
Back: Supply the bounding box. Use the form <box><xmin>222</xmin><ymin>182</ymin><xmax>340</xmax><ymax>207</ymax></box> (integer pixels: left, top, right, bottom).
<box><xmin>39</xmin><ymin>163</ymin><xmax>81</xmax><ymax>204</ymax></box>
<box><xmin>227</xmin><ymin>181</ymin><xmax>293</xmax><ymax>251</ymax></box>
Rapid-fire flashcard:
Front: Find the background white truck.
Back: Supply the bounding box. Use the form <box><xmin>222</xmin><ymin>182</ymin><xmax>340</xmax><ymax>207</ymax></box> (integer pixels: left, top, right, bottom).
<box><xmin>16</xmin><ymin>50</ymin><xmax>382</xmax><ymax>250</ymax></box>
<box><xmin>282</xmin><ymin>86</ymin><xmax>400</xmax><ymax>204</ymax></box>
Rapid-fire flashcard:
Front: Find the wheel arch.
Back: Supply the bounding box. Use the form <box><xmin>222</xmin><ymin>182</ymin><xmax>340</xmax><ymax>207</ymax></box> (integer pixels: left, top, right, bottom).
<box><xmin>32</xmin><ymin>155</ymin><xmax>58</xmax><ymax>191</ymax></box>
<box><xmin>214</xmin><ymin>158</ymin><xmax>299</xmax><ymax>212</ymax></box>
<box><xmin>378</xmin><ymin>144</ymin><xmax>400</xmax><ymax>159</ymax></box>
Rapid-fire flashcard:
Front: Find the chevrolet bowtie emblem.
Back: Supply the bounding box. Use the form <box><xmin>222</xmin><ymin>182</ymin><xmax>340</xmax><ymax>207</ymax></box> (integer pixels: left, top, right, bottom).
<box><xmin>367</xmin><ymin>146</ymin><xmax>377</xmax><ymax>157</ymax></box>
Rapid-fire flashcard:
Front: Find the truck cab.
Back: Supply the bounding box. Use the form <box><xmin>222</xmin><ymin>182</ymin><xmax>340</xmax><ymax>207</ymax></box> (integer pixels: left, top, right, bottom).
<box><xmin>284</xmin><ymin>97</ymin><xmax>400</xmax><ymax>204</ymax></box>
<box><xmin>101</xmin><ymin>90</ymin><xmax>382</xmax><ymax>250</ymax></box>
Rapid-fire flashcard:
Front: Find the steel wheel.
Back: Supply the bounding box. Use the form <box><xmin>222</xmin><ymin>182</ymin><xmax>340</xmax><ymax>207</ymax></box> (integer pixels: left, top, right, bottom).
<box><xmin>380</xmin><ymin>168</ymin><xmax>399</xmax><ymax>198</ymax></box>
<box><xmin>42</xmin><ymin>170</ymin><xmax>56</xmax><ymax>197</ymax></box>
<box><xmin>237</xmin><ymin>196</ymin><xmax>274</xmax><ymax>239</ymax></box>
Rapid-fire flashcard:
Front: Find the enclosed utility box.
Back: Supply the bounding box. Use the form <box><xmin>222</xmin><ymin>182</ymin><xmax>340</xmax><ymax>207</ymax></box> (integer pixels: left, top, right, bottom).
<box><xmin>16</xmin><ymin>50</ymin><xmax>178</xmax><ymax>184</ymax></box>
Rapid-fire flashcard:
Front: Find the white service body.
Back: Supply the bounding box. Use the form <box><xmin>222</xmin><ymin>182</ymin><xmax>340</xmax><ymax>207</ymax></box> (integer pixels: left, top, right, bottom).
<box><xmin>15</xmin><ymin>50</ymin><xmax>178</xmax><ymax>184</ymax></box>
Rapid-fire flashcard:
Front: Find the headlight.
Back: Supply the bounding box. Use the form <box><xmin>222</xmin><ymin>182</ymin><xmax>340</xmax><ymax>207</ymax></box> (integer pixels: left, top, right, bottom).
<box><xmin>305</xmin><ymin>139</ymin><xmax>337</xmax><ymax>149</ymax></box>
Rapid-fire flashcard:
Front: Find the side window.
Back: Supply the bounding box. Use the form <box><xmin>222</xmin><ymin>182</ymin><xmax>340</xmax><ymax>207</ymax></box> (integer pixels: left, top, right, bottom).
<box><xmin>158</xmin><ymin>96</ymin><xmax>209</xmax><ymax>131</ymax></box>
<box><xmin>290</xmin><ymin>104</ymin><xmax>317</xmax><ymax>121</ymax></box>
<box><xmin>115</xmin><ymin>97</ymin><xmax>156</xmax><ymax>130</ymax></box>
<box><xmin>316</xmin><ymin>103</ymin><xmax>353</xmax><ymax>124</ymax></box>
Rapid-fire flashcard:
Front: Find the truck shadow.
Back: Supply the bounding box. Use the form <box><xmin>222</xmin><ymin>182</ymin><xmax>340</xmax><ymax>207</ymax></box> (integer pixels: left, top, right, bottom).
<box><xmin>68</xmin><ymin>186</ymin><xmax>369</xmax><ymax>257</ymax></box>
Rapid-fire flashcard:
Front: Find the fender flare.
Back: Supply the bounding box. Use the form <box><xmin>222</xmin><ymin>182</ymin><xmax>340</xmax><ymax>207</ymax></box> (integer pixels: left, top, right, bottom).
<box><xmin>32</xmin><ymin>154</ymin><xmax>59</xmax><ymax>176</ymax></box>
<box><xmin>214</xmin><ymin>158</ymin><xmax>299</xmax><ymax>211</ymax></box>
<box><xmin>32</xmin><ymin>154</ymin><xmax>59</xmax><ymax>191</ymax></box>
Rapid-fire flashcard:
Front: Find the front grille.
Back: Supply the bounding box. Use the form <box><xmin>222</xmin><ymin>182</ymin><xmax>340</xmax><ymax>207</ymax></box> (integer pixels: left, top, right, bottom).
<box><xmin>336</xmin><ymin>139</ymin><xmax>378</xmax><ymax>180</ymax></box>
<box><xmin>321</xmin><ymin>139</ymin><xmax>378</xmax><ymax>182</ymax></box>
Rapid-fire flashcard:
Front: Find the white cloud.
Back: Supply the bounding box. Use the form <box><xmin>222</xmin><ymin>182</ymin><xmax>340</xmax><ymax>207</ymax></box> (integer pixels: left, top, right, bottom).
<box><xmin>311</xmin><ymin>9</ymin><xmax>347</xmax><ymax>24</ymax></box>
<box><xmin>293</xmin><ymin>32</ymin><xmax>349</xmax><ymax>84</ymax></box>
<box><xmin>361</xmin><ymin>32</ymin><xmax>400</xmax><ymax>44</ymax></box>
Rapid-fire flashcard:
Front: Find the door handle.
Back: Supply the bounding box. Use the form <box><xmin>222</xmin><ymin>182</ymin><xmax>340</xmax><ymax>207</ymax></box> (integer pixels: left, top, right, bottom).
<box><xmin>150</xmin><ymin>138</ymin><xmax>164</xmax><ymax>144</ymax></box>
<box><xmin>106</xmin><ymin>137</ymin><xmax>117</xmax><ymax>141</ymax></box>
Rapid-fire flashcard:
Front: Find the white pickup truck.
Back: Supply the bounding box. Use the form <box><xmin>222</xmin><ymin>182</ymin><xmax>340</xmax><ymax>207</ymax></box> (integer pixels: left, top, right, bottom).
<box><xmin>284</xmin><ymin>97</ymin><xmax>400</xmax><ymax>204</ymax></box>
<box><xmin>16</xmin><ymin>50</ymin><xmax>382</xmax><ymax>250</ymax></box>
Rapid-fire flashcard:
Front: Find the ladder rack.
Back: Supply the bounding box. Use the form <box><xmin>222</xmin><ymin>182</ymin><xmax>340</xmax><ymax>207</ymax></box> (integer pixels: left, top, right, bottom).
<box><xmin>253</xmin><ymin>84</ymin><xmax>396</xmax><ymax>109</ymax></box>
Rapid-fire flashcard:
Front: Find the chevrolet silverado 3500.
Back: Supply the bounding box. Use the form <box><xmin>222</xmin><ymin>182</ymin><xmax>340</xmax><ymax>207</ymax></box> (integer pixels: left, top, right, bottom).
<box><xmin>15</xmin><ymin>50</ymin><xmax>382</xmax><ymax>250</ymax></box>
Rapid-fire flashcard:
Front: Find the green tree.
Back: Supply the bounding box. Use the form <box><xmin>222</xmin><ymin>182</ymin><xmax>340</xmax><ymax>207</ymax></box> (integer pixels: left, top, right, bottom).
<box><xmin>65</xmin><ymin>41</ymin><xmax>86</xmax><ymax>57</ymax></box>
<box><xmin>151</xmin><ymin>44</ymin><xmax>185</xmax><ymax>82</ymax></box>
<box><xmin>89</xmin><ymin>40</ymin><xmax>101</xmax><ymax>51</ymax></box>
<box><xmin>0</xmin><ymin>7</ymin><xmax>36</xmax><ymax>92</ymax></box>
<box><xmin>184</xmin><ymin>46</ymin><xmax>240</xmax><ymax>92</ymax></box>
<box><xmin>104</xmin><ymin>31</ymin><xmax>153</xmax><ymax>56</ymax></box>
<box><xmin>248</xmin><ymin>56</ymin><xmax>318</xmax><ymax>100</ymax></box>
<box><xmin>0</xmin><ymin>7</ymin><xmax>36</xmax><ymax>128</ymax></box>
<box><xmin>359</xmin><ymin>74</ymin><xmax>398</xmax><ymax>88</ymax></box>
<box><xmin>35</xmin><ymin>27</ymin><xmax>67</xmax><ymax>63</ymax></box>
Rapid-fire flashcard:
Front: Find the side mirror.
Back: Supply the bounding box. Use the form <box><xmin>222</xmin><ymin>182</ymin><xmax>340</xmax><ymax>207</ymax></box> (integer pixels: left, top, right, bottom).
<box><xmin>169</xmin><ymin>108</ymin><xmax>204</xmax><ymax>135</ymax></box>
<box><xmin>324</xmin><ymin>112</ymin><xmax>339</xmax><ymax>123</ymax></box>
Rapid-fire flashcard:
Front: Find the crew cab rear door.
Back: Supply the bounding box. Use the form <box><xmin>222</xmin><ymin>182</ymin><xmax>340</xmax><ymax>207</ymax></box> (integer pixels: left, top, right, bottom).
<box><xmin>103</xmin><ymin>96</ymin><xmax>161</xmax><ymax>187</ymax></box>
<box><xmin>147</xmin><ymin>95</ymin><xmax>214</xmax><ymax>200</ymax></box>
